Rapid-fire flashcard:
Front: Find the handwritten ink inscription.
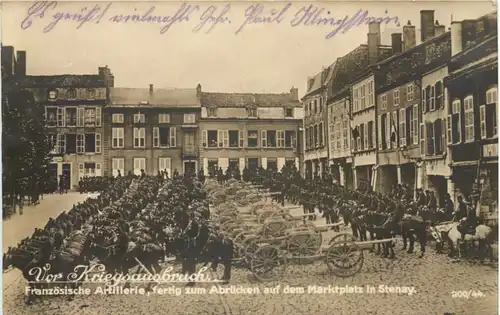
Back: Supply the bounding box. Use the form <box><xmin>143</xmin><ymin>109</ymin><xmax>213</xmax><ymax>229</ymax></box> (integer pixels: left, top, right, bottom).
<box><xmin>21</xmin><ymin>1</ymin><xmax>400</xmax><ymax>39</ymax></box>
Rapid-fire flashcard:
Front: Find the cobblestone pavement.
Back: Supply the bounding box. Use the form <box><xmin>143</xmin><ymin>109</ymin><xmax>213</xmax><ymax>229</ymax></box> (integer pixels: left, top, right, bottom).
<box><xmin>3</xmin><ymin>200</ymin><xmax>498</xmax><ymax>315</ymax></box>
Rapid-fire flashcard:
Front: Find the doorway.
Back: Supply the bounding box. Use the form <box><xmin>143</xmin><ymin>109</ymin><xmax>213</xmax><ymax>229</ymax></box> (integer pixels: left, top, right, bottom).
<box><xmin>62</xmin><ymin>163</ymin><xmax>71</xmax><ymax>190</ymax></box>
<box><xmin>184</xmin><ymin>161</ymin><xmax>197</xmax><ymax>175</ymax></box>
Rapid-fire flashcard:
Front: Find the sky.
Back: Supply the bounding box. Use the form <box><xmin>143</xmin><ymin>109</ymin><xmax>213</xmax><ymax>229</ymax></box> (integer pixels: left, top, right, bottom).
<box><xmin>2</xmin><ymin>1</ymin><xmax>496</xmax><ymax>97</ymax></box>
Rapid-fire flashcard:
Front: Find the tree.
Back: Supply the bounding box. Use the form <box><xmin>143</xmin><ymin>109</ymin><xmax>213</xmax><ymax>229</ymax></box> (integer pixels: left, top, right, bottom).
<box><xmin>2</xmin><ymin>86</ymin><xmax>52</xmax><ymax>214</ymax></box>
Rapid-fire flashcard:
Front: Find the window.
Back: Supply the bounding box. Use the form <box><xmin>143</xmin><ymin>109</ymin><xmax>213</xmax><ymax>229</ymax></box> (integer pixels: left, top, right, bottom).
<box><xmin>112</xmin><ymin>128</ymin><xmax>124</xmax><ymax>148</ymax></box>
<box><xmin>247</xmin><ymin>157</ymin><xmax>259</xmax><ymax>170</ymax></box>
<box><xmin>318</xmin><ymin>123</ymin><xmax>324</xmax><ymax>146</ymax></box>
<box><xmin>48</xmin><ymin>134</ymin><xmax>58</xmax><ymax>154</ymax></box>
<box><xmin>411</xmin><ymin>105</ymin><xmax>419</xmax><ymax>145</ymax></box>
<box><xmin>386</xmin><ymin>112</ymin><xmax>392</xmax><ymax>149</ymax></box>
<box><xmin>267</xmin><ymin>130</ymin><xmax>277</xmax><ymax>147</ymax></box>
<box><xmin>355</xmin><ymin>125</ymin><xmax>361</xmax><ymax>151</ymax></box>
<box><xmin>133</xmin><ymin>158</ymin><xmax>146</xmax><ymax>176</ymax></box>
<box><xmin>422</xmin><ymin>88</ymin><xmax>427</xmax><ymax>113</ymax></box>
<box><xmin>159</xmin><ymin>113</ymin><xmax>170</xmax><ymax>123</ymax></box>
<box><xmin>133</xmin><ymin>127</ymin><xmax>146</xmax><ymax>148</ymax></box>
<box><xmin>267</xmin><ymin>158</ymin><xmax>277</xmax><ymax>171</ymax></box>
<box><xmin>451</xmin><ymin>99</ymin><xmax>462</xmax><ymax>143</ymax></box>
<box><xmin>57</xmin><ymin>134</ymin><xmax>66</xmax><ymax>154</ymax></box>
<box><xmin>229</xmin><ymin>158</ymin><xmax>239</xmax><ymax>171</ymax></box>
<box><xmin>207</xmin><ymin>130</ymin><xmax>218</xmax><ymax>147</ymax></box>
<box><xmin>360</xmin><ymin>85</ymin><xmax>366</xmax><ymax>109</ymax></box>
<box><xmin>77</xmin><ymin>134</ymin><xmax>85</xmax><ymax>153</ymax></box>
<box><xmin>57</xmin><ymin>107</ymin><xmax>65</xmax><ymax>127</ymax></box>
<box><xmin>406</xmin><ymin>84</ymin><xmax>414</xmax><ymax>101</ymax></box>
<box><xmin>159</xmin><ymin>157</ymin><xmax>171</xmax><ymax>177</ymax></box>
<box><xmin>153</xmin><ymin>127</ymin><xmax>171</xmax><ymax>148</ymax></box>
<box><xmin>285</xmin><ymin>130</ymin><xmax>296</xmax><ymax>148</ymax></box>
<box><xmin>66</xmin><ymin>134</ymin><xmax>76</xmax><ymax>154</ymax></box>
<box><xmin>446</xmin><ymin>115</ymin><xmax>452</xmax><ymax>145</ymax></box>
<box><xmin>435</xmin><ymin>81</ymin><xmax>443</xmax><ymax>109</ymax></box>
<box><xmin>218</xmin><ymin>130</ymin><xmax>229</xmax><ymax>148</ymax></box>
<box><xmin>247</xmin><ymin>107</ymin><xmax>257</xmax><ymax>117</ymax></box>
<box><xmin>434</xmin><ymin>119</ymin><xmax>443</xmax><ymax>155</ymax></box>
<box><xmin>429</xmin><ymin>85</ymin><xmax>435</xmax><ymax>111</ymax></box>
<box><xmin>313</xmin><ymin>125</ymin><xmax>318</xmax><ymax>147</ymax></box>
<box><xmin>46</xmin><ymin>107</ymin><xmax>58</xmax><ymax>127</ymax></box>
<box><xmin>391</xmin><ymin>111</ymin><xmax>398</xmax><ymax>148</ymax></box>
<box><xmin>335</xmin><ymin>118</ymin><xmax>341</xmax><ymax>150</ymax></box>
<box><xmin>381</xmin><ymin>94</ymin><xmax>387</xmax><ymax>110</ymax></box>
<box><xmin>95</xmin><ymin>133</ymin><xmax>101</xmax><ymax>153</ymax></box>
<box><xmin>285</xmin><ymin>108</ymin><xmax>294</xmax><ymax>117</ymax></box>
<box><xmin>367</xmin><ymin>121</ymin><xmax>373</xmax><ymax>149</ymax></box>
<box><xmin>79</xmin><ymin>162</ymin><xmax>101</xmax><ymax>178</ymax></box>
<box><xmin>229</xmin><ymin>130</ymin><xmax>239</xmax><ymax>148</ymax></box>
<box><xmin>248</xmin><ymin>130</ymin><xmax>258</xmax><ymax>148</ymax></box>
<box><xmin>276</xmin><ymin>130</ymin><xmax>285</xmax><ymax>148</ymax></box>
<box><xmin>112</xmin><ymin>158</ymin><xmax>124</xmax><ymax>177</ymax></box>
<box><xmin>363</xmin><ymin>123</ymin><xmax>369</xmax><ymax>150</ymax></box>
<box><xmin>66</xmin><ymin>88</ymin><xmax>77</xmax><ymax>99</ymax></box>
<box><xmin>184</xmin><ymin>113</ymin><xmax>196</xmax><ymax>124</ymax></box>
<box><xmin>426</xmin><ymin>122</ymin><xmax>435</xmax><ymax>155</ymax></box>
<box><xmin>464</xmin><ymin>95</ymin><xmax>474</xmax><ymax>142</ymax></box>
<box><xmin>207</xmin><ymin>107</ymin><xmax>217</xmax><ymax>117</ymax></box>
<box><xmin>353</xmin><ymin>88</ymin><xmax>359</xmax><ymax>112</ymax></box>
<box><xmin>420</xmin><ymin>123</ymin><xmax>425</xmax><ymax>155</ymax></box>
<box><xmin>484</xmin><ymin>86</ymin><xmax>498</xmax><ymax>138</ymax></box>
<box><xmin>368</xmin><ymin>80</ymin><xmax>374</xmax><ymax>106</ymax></box>
<box><xmin>87</xmin><ymin>88</ymin><xmax>96</xmax><ymax>99</ymax></box>
<box><xmin>65</xmin><ymin>107</ymin><xmax>77</xmax><ymax>126</ymax></box>
<box><xmin>319</xmin><ymin>98</ymin><xmax>323</xmax><ymax>112</ymax></box>
<box><xmin>342</xmin><ymin>118</ymin><xmax>349</xmax><ymax>149</ymax></box>
<box><xmin>208</xmin><ymin>159</ymin><xmax>219</xmax><ymax>174</ymax></box>
<box><xmin>305</xmin><ymin>127</ymin><xmax>310</xmax><ymax>149</ymax></box>
<box><xmin>169</xmin><ymin>127</ymin><xmax>176</xmax><ymax>147</ymax></box>
<box><xmin>393</xmin><ymin>90</ymin><xmax>400</xmax><ymax>106</ymax></box>
<box><xmin>133</xmin><ymin>113</ymin><xmax>146</xmax><ymax>124</ymax></box>
<box><xmin>84</xmin><ymin>107</ymin><xmax>101</xmax><ymax>127</ymax></box>
<box><xmin>48</xmin><ymin>90</ymin><xmax>58</xmax><ymax>100</ymax></box>
<box><xmin>399</xmin><ymin>108</ymin><xmax>406</xmax><ymax>146</ymax></box>
<box><xmin>112</xmin><ymin>113</ymin><xmax>124</xmax><ymax>123</ymax></box>
<box><xmin>378</xmin><ymin>115</ymin><xmax>383</xmax><ymax>150</ymax></box>
<box><xmin>261</xmin><ymin>130</ymin><xmax>267</xmax><ymax>147</ymax></box>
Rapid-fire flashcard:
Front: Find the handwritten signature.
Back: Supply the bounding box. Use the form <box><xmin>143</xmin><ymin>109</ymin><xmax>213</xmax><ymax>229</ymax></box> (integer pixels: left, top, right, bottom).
<box><xmin>20</xmin><ymin>1</ymin><xmax>400</xmax><ymax>39</ymax></box>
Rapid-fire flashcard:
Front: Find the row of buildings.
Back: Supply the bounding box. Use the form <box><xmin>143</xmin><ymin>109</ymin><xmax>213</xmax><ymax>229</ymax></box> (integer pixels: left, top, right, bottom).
<box><xmin>2</xmin><ymin>51</ymin><xmax>303</xmax><ymax>189</ymax></box>
<box><xmin>303</xmin><ymin>10</ymin><xmax>497</xmax><ymax>207</ymax></box>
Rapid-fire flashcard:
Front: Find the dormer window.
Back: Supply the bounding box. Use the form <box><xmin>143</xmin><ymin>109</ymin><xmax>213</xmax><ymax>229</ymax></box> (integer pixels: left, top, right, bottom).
<box><xmin>247</xmin><ymin>107</ymin><xmax>257</xmax><ymax>117</ymax></box>
<box><xmin>66</xmin><ymin>88</ymin><xmax>77</xmax><ymax>99</ymax></box>
<box><xmin>284</xmin><ymin>108</ymin><xmax>294</xmax><ymax>118</ymax></box>
<box><xmin>48</xmin><ymin>89</ymin><xmax>58</xmax><ymax>100</ymax></box>
<box><xmin>87</xmin><ymin>88</ymin><xmax>96</xmax><ymax>99</ymax></box>
<box><xmin>207</xmin><ymin>107</ymin><xmax>217</xmax><ymax>117</ymax></box>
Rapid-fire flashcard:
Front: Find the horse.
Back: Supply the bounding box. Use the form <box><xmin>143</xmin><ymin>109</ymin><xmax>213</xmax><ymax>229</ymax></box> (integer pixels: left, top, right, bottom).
<box><xmin>447</xmin><ymin>218</ymin><xmax>495</xmax><ymax>262</ymax></box>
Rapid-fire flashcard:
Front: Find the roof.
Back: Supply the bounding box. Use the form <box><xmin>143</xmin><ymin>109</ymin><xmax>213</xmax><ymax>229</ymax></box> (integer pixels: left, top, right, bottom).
<box><xmin>328</xmin><ymin>45</ymin><xmax>392</xmax><ymax>99</ymax></box>
<box><xmin>445</xmin><ymin>52</ymin><xmax>497</xmax><ymax>83</ymax></box>
<box><xmin>16</xmin><ymin>75</ymin><xmax>105</xmax><ymax>88</ymax></box>
<box><xmin>200</xmin><ymin>92</ymin><xmax>301</xmax><ymax>108</ymax></box>
<box><xmin>109</xmin><ymin>88</ymin><xmax>200</xmax><ymax>108</ymax></box>
<box><xmin>303</xmin><ymin>62</ymin><xmax>336</xmax><ymax>98</ymax></box>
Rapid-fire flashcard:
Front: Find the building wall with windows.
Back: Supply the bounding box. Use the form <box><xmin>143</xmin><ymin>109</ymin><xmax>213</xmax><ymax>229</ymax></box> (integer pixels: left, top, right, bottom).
<box><xmin>22</xmin><ymin>67</ymin><xmax>114</xmax><ymax>189</ymax></box>
<box><xmin>199</xmin><ymin>87</ymin><xmax>302</xmax><ymax>175</ymax></box>
<box><xmin>105</xmin><ymin>85</ymin><xmax>200</xmax><ymax>177</ymax></box>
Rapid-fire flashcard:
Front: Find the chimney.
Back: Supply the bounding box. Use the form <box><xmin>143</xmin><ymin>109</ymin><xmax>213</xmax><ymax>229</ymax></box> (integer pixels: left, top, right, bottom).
<box><xmin>367</xmin><ymin>22</ymin><xmax>381</xmax><ymax>64</ymax></box>
<box><xmin>420</xmin><ymin>10</ymin><xmax>435</xmax><ymax>42</ymax></box>
<box><xmin>434</xmin><ymin>20</ymin><xmax>446</xmax><ymax>37</ymax></box>
<box><xmin>1</xmin><ymin>46</ymin><xmax>15</xmax><ymax>77</ymax></box>
<box><xmin>99</xmin><ymin>66</ymin><xmax>114</xmax><ymax>87</ymax></box>
<box><xmin>403</xmin><ymin>21</ymin><xmax>416</xmax><ymax>51</ymax></box>
<box><xmin>149</xmin><ymin>84</ymin><xmax>154</xmax><ymax>95</ymax></box>
<box><xmin>290</xmin><ymin>86</ymin><xmax>298</xmax><ymax>100</ymax></box>
<box><xmin>15</xmin><ymin>51</ymin><xmax>26</xmax><ymax>76</ymax></box>
<box><xmin>196</xmin><ymin>83</ymin><xmax>202</xmax><ymax>97</ymax></box>
<box><xmin>391</xmin><ymin>33</ymin><xmax>402</xmax><ymax>54</ymax></box>
<box><xmin>451</xmin><ymin>21</ymin><xmax>463</xmax><ymax>56</ymax></box>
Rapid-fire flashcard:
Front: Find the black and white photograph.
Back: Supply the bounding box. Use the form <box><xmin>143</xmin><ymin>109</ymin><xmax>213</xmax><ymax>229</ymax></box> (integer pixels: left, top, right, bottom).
<box><xmin>1</xmin><ymin>1</ymin><xmax>498</xmax><ymax>314</ymax></box>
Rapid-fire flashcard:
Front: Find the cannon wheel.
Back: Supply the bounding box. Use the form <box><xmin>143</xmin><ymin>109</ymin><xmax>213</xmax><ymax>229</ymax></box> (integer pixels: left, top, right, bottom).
<box><xmin>261</xmin><ymin>220</ymin><xmax>288</xmax><ymax>238</ymax></box>
<box><xmin>286</xmin><ymin>231</ymin><xmax>322</xmax><ymax>264</ymax></box>
<box><xmin>329</xmin><ymin>233</ymin><xmax>357</xmax><ymax>245</ymax></box>
<box><xmin>250</xmin><ymin>244</ymin><xmax>287</xmax><ymax>281</ymax></box>
<box><xmin>325</xmin><ymin>240</ymin><xmax>363</xmax><ymax>277</ymax></box>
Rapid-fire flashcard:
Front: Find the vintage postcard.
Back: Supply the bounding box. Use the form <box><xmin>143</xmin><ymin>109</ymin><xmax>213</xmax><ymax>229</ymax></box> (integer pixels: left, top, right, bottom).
<box><xmin>1</xmin><ymin>1</ymin><xmax>498</xmax><ymax>314</ymax></box>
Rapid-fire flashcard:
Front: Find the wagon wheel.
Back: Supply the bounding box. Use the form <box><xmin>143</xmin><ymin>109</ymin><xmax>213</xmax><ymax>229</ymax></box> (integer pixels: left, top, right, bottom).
<box><xmin>287</xmin><ymin>232</ymin><xmax>322</xmax><ymax>264</ymax></box>
<box><xmin>329</xmin><ymin>233</ymin><xmax>357</xmax><ymax>245</ymax></box>
<box><xmin>325</xmin><ymin>240</ymin><xmax>363</xmax><ymax>277</ymax></box>
<box><xmin>261</xmin><ymin>220</ymin><xmax>288</xmax><ymax>238</ymax></box>
<box><xmin>250</xmin><ymin>244</ymin><xmax>287</xmax><ymax>281</ymax></box>
<box><xmin>242</xmin><ymin>236</ymin><xmax>260</xmax><ymax>260</ymax></box>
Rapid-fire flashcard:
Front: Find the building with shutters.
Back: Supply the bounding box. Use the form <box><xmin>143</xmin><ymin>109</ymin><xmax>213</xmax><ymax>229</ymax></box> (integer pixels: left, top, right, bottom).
<box><xmin>198</xmin><ymin>85</ymin><xmax>303</xmax><ymax>175</ymax></box>
<box><xmin>17</xmin><ymin>64</ymin><xmax>114</xmax><ymax>189</ymax></box>
<box><xmin>347</xmin><ymin>22</ymin><xmax>393</xmax><ymax>191</ymax></box>
<box><xmin>376</xmin><ymin>11</ymin><xmax>451</xmax><ymax>197</ymax></box>
<box><xmin>303</xmin><ymin>66</ymin><xmax>333</xmax><ymax>178</ymax></box>
<box><xmin>444</xmin><ymin>12</ymin><xmax>497</xmax><ymax>211</ymax></box>
<box><xmin>104</xmin><ymin>84</ymin><xmax>200</xmax><ymax>177</ymax></box>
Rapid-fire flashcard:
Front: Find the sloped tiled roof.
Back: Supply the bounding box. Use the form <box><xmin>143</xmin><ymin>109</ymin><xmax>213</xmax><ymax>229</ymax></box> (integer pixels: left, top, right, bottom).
<box><xmin>109</xmin><ymin>88</ymin><xmax>199</xmax><ymax>108</ymax></box>
<box><xmin>329</xmin><ymin>45</ymin><xmax>392</xmax><ymax>98</ymax></box>
<box><xmin>304</xmin><ymin>61</ymin><xmax>336</xmax><ymax>97</ymax></box>
<box><xmin>200</xmin><ymin>92</ymin><xmax>301</xmax><ymax>108</ymax></box>
<box><xmin>16</xmin><ymin>75</ymin><xmax>105</xmax><ymax>88</ymax></box>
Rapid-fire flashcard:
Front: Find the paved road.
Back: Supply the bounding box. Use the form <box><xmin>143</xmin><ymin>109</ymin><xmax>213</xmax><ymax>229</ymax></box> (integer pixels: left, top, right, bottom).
<box><xmin>3</xmin><ymin>199</ymin><xmax>498</xmax><ymax>315</ymax></box>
